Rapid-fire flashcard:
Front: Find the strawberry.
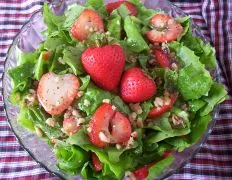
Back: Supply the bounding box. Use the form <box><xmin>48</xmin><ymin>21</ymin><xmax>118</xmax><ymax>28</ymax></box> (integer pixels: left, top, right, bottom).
<box><xmin>145</xmin><ymin>14</ymin><xmax>183</xmax><ymax>43</ymax></box>
<box><xmin>71</xmin><ymin>9</ymin><xmax>104</xmax><ymax>41</ymax></box>
<box><xmin>62</xmin><ymin>117</ymin><xmax>80</xmax><ymax>136</ymax></box>
<box><xmin>148</xmin><ymin>93</ymin><xmax>178</xmax><ymax>118</ymax></box>
<box><xmin>81</xmin><ymin>45</ymin><xmax>125</xmax><ymax>91</ymax></box>
<box><xmin>37</xmin><ymin>72</ymin><xmax>80</xmax><ymax>115</ymax></box>
<box><xmin>91</xmin><ymin>153</ymin><xmax>102</xmax><ymax>172</ymax></box>
<box><xmin>152</xmin><ymin>48</ymin><xmax>170</xmax><ymax>68</ymax></box>
<box><xmin>106</xmin><ymin>1</ymin><xmax>138</xmax><ymax>16</ymax></box>
<box><xmin>88</xmin><ymin>103</ymin><xmax>132</xmax><ymax>148</ymax></box>
<box><xmin>120</xmin><ymin>67</ymin><xmax>157</xmax><ymax>103</ymax></box>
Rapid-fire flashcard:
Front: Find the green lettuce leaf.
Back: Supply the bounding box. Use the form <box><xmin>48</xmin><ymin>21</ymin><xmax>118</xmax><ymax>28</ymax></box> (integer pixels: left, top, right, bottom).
<box><xmin>55</xmin><ymin>142</ymin><xmax>88</xmax><ymax>175</ymax></box>
<box><xmin>77</xmin><ymin>86</ymin><xmax>113</xmax><ymax>116</ymax></box>
<box><xmin>124</xmin><ymin>16</ymin><xmax>149</xmax><ymax>53</ymax></box>
<box><xmin>62</xmin><ymin>44</ymin><xmax>85</xmax><ymax>75</ymax></box>
<box><xmin>107</xmin><ymin>11</ymin><xmax>122</xmax><ymax>40</ymax></box>
<box><xmin>79</xmin><ymin>75</ymin><xmax>91</xmax><ymax>91</ymax></box>
<box><xmin>63</xmin><ymin>4</ymin><xmax>85</xmax><ymax>30</ymax></box>
<box><xmin>200</xmin><ymin>82</ymin><xmax>228</xmax><ymax>116</ymax></box>
<box><xmin>8</xmin><ymin>62</ymin><xmax>34</xmax><ymax>92</ymax></box>
<box><xmin>28</xmin><ymin>107</ymin><xmax>63</xmax><ymax>139</ymax></box>
<box><xmin>178</xmin><ymin>64</ymin><xmax>212</xmax><ymax>100</ymax></box>
<box><xmin>18</xmin><ymin>108</ymin><xmax>35</xmax><ymax>131</ymax></box>
<box><xmin>190</xmin><ymin>115</ymin><xmax>212</xmax><ymax>144</ymax></box>
<box><xmin>147</xmin><ymin>155</ymin><xmax>174</xmax><ymax>179</ymax></box>
<box><xmin>43</xmin><ymin>3</ymin><xmax>65</xmax><ymax>33</ymax></box>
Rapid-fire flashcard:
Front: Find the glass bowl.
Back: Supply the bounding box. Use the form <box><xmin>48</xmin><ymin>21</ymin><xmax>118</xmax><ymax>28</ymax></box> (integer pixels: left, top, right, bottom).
<box><xmin>2</xmin><ymin>0</ymin><xmax>219</xmax><ymax>179</ymax></box>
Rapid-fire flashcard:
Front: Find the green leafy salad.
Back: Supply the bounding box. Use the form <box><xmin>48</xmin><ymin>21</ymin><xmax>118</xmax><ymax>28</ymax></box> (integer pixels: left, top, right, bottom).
<box><xmin>8</xmin><ymin>0</ymin><xmax>227</xmax><ymax>179</ymax></box>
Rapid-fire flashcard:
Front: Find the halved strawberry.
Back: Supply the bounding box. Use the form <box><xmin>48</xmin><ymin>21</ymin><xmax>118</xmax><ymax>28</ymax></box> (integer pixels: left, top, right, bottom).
<box><xmin>145</xmin><ymin>14</ymin><xmax>183</xmax><ymax>43</ymax></box>
<box><xmin>88</xmin><ymin>103</ymin><xmax>132</xmax><ymax>148</ymax></box>
<box><xmin>91</xmin><ymin>153</ymin><xmax>102</xmax><ymax>172</ymax></box>
<box><xmin>37</xmin><ymin>72</ymin><xmax>80</xmax><ymax>115</ymax></box>
<box><xmin>42</xmin><ymin>51</ymin><xmax>52</xmax><ymax>61</ymax></box>
<box><xmin>71</xmin><ymin>9</ymin><xmax>104</xmax><ymax>41</ymax></box>
<box><xmin>148</xmin><ymin>93</ymin><xmax>178</xmax><ymax>118</ymax></box>
<box><xmin>120</xmin><ymin>67</ymin><xmax>157</xmax><ymax>103</ymax></box>
<box><xmin>152</xmin><ymin>48</ymin><xmax>170</xmax><ymax>68</ymax></box>
<box><xmin>106</xmin><ymin>1</ymin><xmax>138</xmax><ymax>16</ymax></box>
<box><xmin>63</xmin><ymin>117</ymin><xmax>80</xmax><ymax>136</ymax></box>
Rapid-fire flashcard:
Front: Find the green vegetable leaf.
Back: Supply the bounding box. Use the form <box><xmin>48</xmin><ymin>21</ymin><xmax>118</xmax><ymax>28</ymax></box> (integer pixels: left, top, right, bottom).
<box><xmin>18</xmin><ymin>108</ymin><xmax>35</xmax><ymax>131</ymax></box>
<box><xmin>34</xmin><ymin>52</ymin><xmax>49</xmax><ymax>80</ymax></box>
<box><xmin>63</xmin><ymin>4</ymin><xmax>85</xmax><ymax>30</ymax></box>
<box><xmin>178</xmin><ymin>64</ymin><xmax>212</xmax><ymax>100</ymax></box>
<box><xmin>107</xmin><ymin>11</ymin><xmax>122</xmax><ymax>40</ymax></box>
<box><xmin>8</xmin><ymin>62</ymin><xmax>34</xmax><ymax>92</ymax></box>
<box><xmin>188</xmin><ymin>99</ymin><xmax>206</xmax><ymax>112</ymax></box>
<box><xmin>79</xmin><ymin>75</ymin><xmax>91</xmax><ymax>91</ymax></box>
<box><xmin>147</xmin><ymin>155</ymin><xmax>174</xmax><ymax>179</ymax></box>
<box><xmin>77</xmin><ymin>86</ymin><xmax>113</xmax><ymax>116</ymax></box>
<box><xmin>124</xmin><ymin>16</ymin><xmax>149</xmax><ymax>53</ymax></box>
<box><xmin>28</xmin><ymin>107</ymin><xmax>63</xmax><ymax>139</ymax></box>
<box><xmin>43</xmin><ymin>3</ymin><xmax>65</xmax><ymax>32</ymax></box>
<box><xmin>190</xmin><ymin>115</ymin><xmax>212</xmax><ymax>144</ymax></box>
<box><xmin>200</xmin><ymin>82</ymin><xmax>228</xmax><ymax>116</ymax></box>
<box><xmin>55</xmin><ymin>142</ymin><xmax>88</xmax><ymax>175</ymax></box>
<box><xmin>62</xmin><ymin>44</ymin><xmax>85</xmax><ymax>75</ymax></box>
<box><xmin>111</xmin><ymin>96</ymin><xmax>131</xmax><ymax>115</ymax></box>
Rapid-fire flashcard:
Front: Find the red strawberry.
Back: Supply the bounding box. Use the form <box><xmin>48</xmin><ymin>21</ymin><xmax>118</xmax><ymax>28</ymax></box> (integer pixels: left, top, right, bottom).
<box><xmin>37</xmin><ymin>72</ymin><xmax>80</xmax><ymax>115</ymax></box>
<box><xmin>62</xmin><ymin>117</ymin><xmax>80</xmax><ymax>136</ymax></box>
<box><xmin>152</xmin><ymin>48</ymin><xmax>170</xmax><ymax>68</ymax></box>
<box><xmin>145</xmin><ymin>14</ymin><xmax>183</xmax><ymax>43</ymax></box>
<box><xmin>120</xmin><ymin>67</ymin><xmax>157</xmax><ymax>103</ymax></box>
<box><xmin>81</xmin><ymin>45</ymin><xmax>125</xmax><ymax>91</ymax></box>
<box><xmin>91</xmin><ymin>153</ymin><xmax>102</xmax><ymax>172</ymax></box>
<box><xmin>88</xmin><ymin>103</ymin><xmax>132</xmax><ymax>148</ymax></box>
<box><xmin>106</xmin><ymin>1</ymin><xmax>138</xmax><ymax>16</ymax></box>
<box><xmin>71</xmin><ymin>9</ymin><xmax>104</xmax><ymax>41</ymax></box>
<box><xmin>148</xmin><ymin>93</ymin><xmax>178</xmax><ymax>118</ymax></box>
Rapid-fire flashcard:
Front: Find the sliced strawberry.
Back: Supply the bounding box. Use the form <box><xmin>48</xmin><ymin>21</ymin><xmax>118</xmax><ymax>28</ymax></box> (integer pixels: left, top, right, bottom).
<box><xmin>62</xmin><ymin>117</ymin><xmax>80</xmax><ymax>136</ymax></box>
<box><xmin>111</xmin><ymin>112</ymin><xmax>131</xmax><ymax>143</ymax></box>
<box><xmin>88</xmin><ymin>103</ymin><xmax>132</xmax><ymax>148</ymax></box>
<box><xmin>163</xmin><ymin>149</ymin><xmax>172</xmax><ymax>158</ymax></box>
<box><xmin>91</xmin><ymin>153</ymin><xmax>102</xmax><ymax>172</ymax></box>
<box><xmin>82</xmin><ymin>45</ymin><xmax>125</xmax><ymax>91</ymax></box>
<box><xmin>71</xmin><ymin>9</ymin><xmax>104</xmax><ymax>41</ymax></box>
<box><xmin>152</xmin><ymin>48</ymin><xmax>170</xmax><ymax>68</ymax></box>
<box><xmin>148</xmin><ymin>93</ymin><xmax>178</xmax><ymax>118</ymax></box>
<box><xmin>106</xmin><ymin>1</ymin><xmax>138</xmax><ymax>16</ymax></box>
<box><xmin>145</xmin><ymin>14</ymin><xmax>183</xmax><ymax>43</ymax></box>
<box><xmin>37</xmin><ymin>72</ymin><xmax>80</xmax><ymax>115</ymax></box>
<box><xmin>42</xmin><ymin>51</ymin><xmax>52</xmax><ymax>61</ymax></box>
<box><xmin>120</xmin><ymin>67</ymin><xmax>157</xmax><ymax>103</ymax></box>
<box><xmin>133</xmin><ymin>166</ymin><xmax>149</xmax><ymax>180</ymax></box>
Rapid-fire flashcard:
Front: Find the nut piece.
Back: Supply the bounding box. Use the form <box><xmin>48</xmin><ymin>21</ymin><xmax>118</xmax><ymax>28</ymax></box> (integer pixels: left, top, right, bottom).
<box><xmin>116</xmin><ymin>144</ymin><xmax>122</xmax><ymax>150</ymax></box>
<box><xmin>84</xmin><ymin>99</ymin><xmax>90</xmax><ymax>107</ymax></box>
<box><xmin>153</xmin><ymin>97</ymin><xmax>164</xmax><ymax>107</ymax></box>
<box><xmin>129</xmin><ymin>103</ymin><xmax>143</xmax><ymax>115</ymax></box>
<box><xmin>99</xmin><ymin>131</ymin><xmax>111</xmax><ymax>143</ymax></box>
<box><xmin>125</xmin><ymin>171</ymin><xmax>136</xmax><ymax>180</ymax></box>
<box><xmin>46</xmin><ymin>118</ymin><xmax>57</xmax><ymax>127</ymax></box>
<box><xmin>35</xmin><ymin>126</ymin><xmax>44</xmax><ymax>137</ymax></box>
<box><xmin>102</xmin><ymin>99</ymin><xmax>111</xmax><ymax>104</ymax></box>
<box><xmin>171</xmin><ymin>114</ymin><xmax>184</xmax><ymax>126</ymax></box>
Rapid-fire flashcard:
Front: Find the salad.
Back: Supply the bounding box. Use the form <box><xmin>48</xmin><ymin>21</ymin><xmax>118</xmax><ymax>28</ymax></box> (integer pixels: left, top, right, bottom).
<box><xmin>8</xmin><ymin>0</ymin><xmax>228</xmax><ymax>179</ymax></box>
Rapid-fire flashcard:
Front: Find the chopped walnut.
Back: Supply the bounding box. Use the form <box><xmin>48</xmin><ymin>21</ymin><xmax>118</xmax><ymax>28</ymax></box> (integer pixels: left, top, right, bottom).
<box><xmin>24</xmin><ymin>89</ymin><xmax>37</xmax><ymax>107</ymax></box>
<box><xmin>136</xmin><ymin>117</ymin><xmax>144</xmax><ymax>128</ymax></box>
<box><xmin>124</xmin><ymin>171</ymin><xmax>136</xmax><ymax>180</ymax></box>
<box><xmin>170</xmin><ymin>114</ymin><xmax>184</xmax><ymax>126</ymax></box>
<box><xmin>46</xmin><ymin>118</ymin><xmax>58</xmax><ymax>127</ymax></box>
<box><xmin>129</xmin><ymin>103</ymin><xmax>143</xmax><ymax>115</ymax></box>
<box><xmin>125</xmin><ymin>131</ymin><xmax>138</xmax><ymax>149</ymax></box>
<box><xmin>35</xmin><ymin>126</ymin><xmax>44</xmax><ymax>137</ymax></box>
<box><xmin>102</xmin><ymin>99</ymin><xmax>111</xmax><ymax>104</ymax></box>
